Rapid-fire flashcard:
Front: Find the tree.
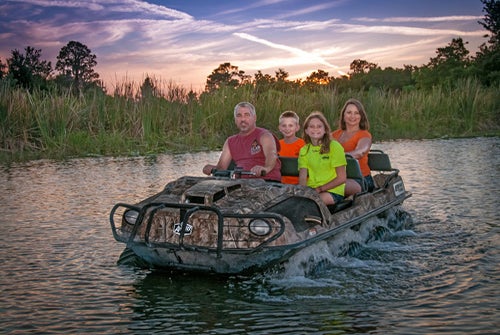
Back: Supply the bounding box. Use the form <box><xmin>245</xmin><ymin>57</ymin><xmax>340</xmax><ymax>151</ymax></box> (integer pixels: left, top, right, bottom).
<box><xmin>347</xmin><ymin>59</ymin><xmax>380</xmax><ymax>90</ymax></box>
<box><xmin>349</xmin><ymin>59</ymin><xmax>378</xmax><ymax>75</ymax></box>
<box><xmin>303</xmin><ymin>69</ymin><xmax>332</xmax><ymax>91</ymax></box>
<box><xmin>428</xmin><ymin>37</ymin><xmax>470</xmax><ymax>68</ymax></box>
<box><xmin>0</xmin><ymin>58</ymin><xmax>7</xmax><ymax>79</ymax></box>
<box><xmin>7</xmin><ymin>46</ymin><xmax>52</xmax><ymax>89</ymax></box>
<box><xmin>414</xmin><ymin>37</ymin><xmax>471</xmax><ymax>88</ymax></box>
<box><xmin>274</xmin><ymin>68</ymin><xmax>289</xmax><ymax>82</ymax></box>
<box><xmin>254</xmin><ymin>70</ymin><xmax>275</xmax><ymax>86</ymax></box>
<box><xmin>55</xmin><ymin>41</ymin><xmax>99</xmax><ymax>90</ymax></box>
<box><xmin>364</xmin><ymin>67</ymin><xmax>415</xmax><ymax>91</ymax></box>
<box><xmin>305</xmin><ymin>69</ymin><xmax>330</xmax><ymax>85</ymax></box>
<box><xmin>253</xmin><ymin>70</ymin><xmax>276</xmax><ymax>96</ymax></box>
<box><xmin>478</xmin><ymin>0</ymin><xmax>500</xmax><ymax>47</ymax></box>
<box><xmin>205</xmin><ymin>62</ymin><xmax>249</xmax><ymax>92</ymax></box>
<box><xmin>140</xmin><ymin>76</ymin><xmax>160</xmax><ymax>99</ymax></box>
<box><xmin>474</xmin><ymin>0</ymin><xmax>500</xmax><ymax>85</ymax></box>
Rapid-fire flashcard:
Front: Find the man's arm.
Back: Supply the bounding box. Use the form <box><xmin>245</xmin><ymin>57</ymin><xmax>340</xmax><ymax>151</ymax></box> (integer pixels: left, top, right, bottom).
<box><xmin>250</xmin><ymin>132</ymin><xmax>278</xmax><ymax>176</ymax></box>
<box><xmin>202</xmin><ymin>139</ymin><xmax>233</xmax><ymax>175</ymax></box>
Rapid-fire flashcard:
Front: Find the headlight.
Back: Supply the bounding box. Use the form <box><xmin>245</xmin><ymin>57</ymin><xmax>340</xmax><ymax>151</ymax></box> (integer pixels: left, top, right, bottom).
<box><xmin>248</xmin><ymin>219</ymin><xmax>271</xmax><ymax>236</ymax></box>
<box><xmin>124</xmin><ymin>210</ymin><xmax>139</xmax><ymax>225</ymax></box>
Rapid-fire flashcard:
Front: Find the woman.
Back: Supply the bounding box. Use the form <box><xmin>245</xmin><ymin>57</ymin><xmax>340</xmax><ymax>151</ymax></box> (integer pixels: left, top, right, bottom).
<box><xmin>332</xmin><ymin>98</ymin><xmax>374</xmax><ymax>195</ymax></box>
<box><xmin>299</xmin><ymin>111</ymin><xmax>346</xmax><ymax>206</ymax></box>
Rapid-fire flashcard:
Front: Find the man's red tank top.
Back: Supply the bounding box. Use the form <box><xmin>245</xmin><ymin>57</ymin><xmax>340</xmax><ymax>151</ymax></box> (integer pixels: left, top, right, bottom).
<box><xmin>228</xmin><ymin>127</ymin><xmax>281</xmax><ymax>181</ymax></box>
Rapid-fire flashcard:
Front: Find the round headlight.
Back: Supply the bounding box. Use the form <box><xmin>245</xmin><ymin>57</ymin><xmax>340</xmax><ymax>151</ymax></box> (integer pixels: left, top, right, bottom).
<box><xmin>248</xmin><ymin>219</ymin><xmax>271</xmax><ymax>236</ymax></box>
<box><xmin>124</xmin><ymin>210</ymin><xmax>139</xmax><ymax>225</ymax></box>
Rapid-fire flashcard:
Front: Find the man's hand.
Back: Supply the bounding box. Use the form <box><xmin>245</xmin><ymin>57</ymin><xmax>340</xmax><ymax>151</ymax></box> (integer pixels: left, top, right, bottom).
<box><xmin>202</xmin><ymin>164</ymin><xmax>216</xmax><ymax>175</ymax></box>
<box><xmin>250</xmin><ymin>165</ymin><xmax>267</xmax><ymax>176</ymax></box>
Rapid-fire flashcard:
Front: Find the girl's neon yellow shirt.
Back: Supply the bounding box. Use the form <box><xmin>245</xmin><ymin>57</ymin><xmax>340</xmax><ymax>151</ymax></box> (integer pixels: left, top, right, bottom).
<box><xmin>298</xmin><ymin>141</ymin><xmax>346</xmax><ymax>196</ymax></box>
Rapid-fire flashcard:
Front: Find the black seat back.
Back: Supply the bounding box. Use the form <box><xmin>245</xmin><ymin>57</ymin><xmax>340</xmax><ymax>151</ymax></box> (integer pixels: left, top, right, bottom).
<box><xmin>368</xmin><ymin>149</ymin><xmax>392</xmax><ymax>171</ymax></box>
<box><xmin>279</xmin><ymin>156</ymin><xmax>300</xmax><ymax>177</ymax></box>
<box><xmin>346</xmin><ymin>154</ymin><xmax>366</xmax><ymax>191</ymax></box>
<box><xmin>367</xmin><ymin>149</ymin><xmax>399</xmax><ymax>189</ymax></box>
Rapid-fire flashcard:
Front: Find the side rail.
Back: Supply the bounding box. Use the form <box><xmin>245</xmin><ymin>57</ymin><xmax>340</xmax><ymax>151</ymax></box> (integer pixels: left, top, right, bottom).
<box><xmin>110</xmin><ymin>203</ymin><xmax>142</xmax><ymax>243</ymax></box>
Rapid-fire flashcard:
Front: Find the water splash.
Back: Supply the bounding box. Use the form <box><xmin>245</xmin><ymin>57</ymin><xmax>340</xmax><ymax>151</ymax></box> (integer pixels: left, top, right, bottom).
<box><xmin>276</xmin><ymin>206</ymin><xmax>414</xmax><ymax>278</ymax></box>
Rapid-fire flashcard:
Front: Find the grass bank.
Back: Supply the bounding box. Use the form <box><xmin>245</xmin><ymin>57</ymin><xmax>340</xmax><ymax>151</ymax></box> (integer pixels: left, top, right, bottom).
<box><xmin>1</xmin><ymin>78</ymin><xmax>499</xmax><ymax>164</ymax></box>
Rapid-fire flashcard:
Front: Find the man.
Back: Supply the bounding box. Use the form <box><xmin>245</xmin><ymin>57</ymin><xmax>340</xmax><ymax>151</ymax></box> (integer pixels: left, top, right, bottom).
<box><xmin>202</xmin><ymin>102</ymin><xmax>281</xmax><ymax>182</ymax></box>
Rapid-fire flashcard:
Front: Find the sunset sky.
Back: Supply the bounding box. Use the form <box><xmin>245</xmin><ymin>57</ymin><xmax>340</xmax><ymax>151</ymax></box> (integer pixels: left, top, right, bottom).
<box><xmin>0</xmin><ymin>0</ymin><xmax>488</xmax><ymax>91</ymax></box>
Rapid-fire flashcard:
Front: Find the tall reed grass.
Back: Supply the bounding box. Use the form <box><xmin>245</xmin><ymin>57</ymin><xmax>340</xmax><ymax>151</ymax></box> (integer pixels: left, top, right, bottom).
<box><xmin>0</xmin><ymin>78</ymin><xmax>498</xmax><ymax>163</ymax></box>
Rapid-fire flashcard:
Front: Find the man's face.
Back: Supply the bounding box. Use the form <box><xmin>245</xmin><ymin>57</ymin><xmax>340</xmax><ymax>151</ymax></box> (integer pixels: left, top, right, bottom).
<box><xmin>234</xmin><ymin>107</ymin><xmax>256</xmax><ymax>134</ymax></box>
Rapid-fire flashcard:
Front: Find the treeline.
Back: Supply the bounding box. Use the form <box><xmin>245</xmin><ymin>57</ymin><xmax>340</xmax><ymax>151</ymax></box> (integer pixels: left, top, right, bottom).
<box><xmin>0</xmin><ymin>0</ymin><xmax>499</xmax><ymax>163</ymax></box>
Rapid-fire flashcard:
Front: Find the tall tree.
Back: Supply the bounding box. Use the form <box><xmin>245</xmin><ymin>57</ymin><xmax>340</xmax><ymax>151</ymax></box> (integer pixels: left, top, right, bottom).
<box><xmin>305</xmin><ymin>69</ymin><xmax>330</xmax><ymax>85</ymax></box>
<box><xmin>428</xmin><ymin>37</ymin><xmax>470</xmax><ymax>68</ymax></box>
<box><xmin>274</xmin><ymin>68</ymin><xmax>289</xmax><ymax>82</ymax></box>
<box><xmin>349</xmin><ymin>59</ymin><xmax>378</xmax><ymax>75</ymax></box>
<box><xmin>414</xmin><ymin>37</ymin><xmax>471</xmax><ymax>88</ymax></box>
<box><xmin>254</xmin><ymin>70</ymin><xmax>275</xmax><ymax>86</ymax></box>
<box><xmin>7</xmin><ymin>46</ymin><xmax>52</xmax><ymax>89</ymax></box>
<box><xmin>55</xmin><ymin>41</ymin><xmax>99</xmax><ymax>89</ymax></box>
<box><xmin>474</xmin><ymin>0</ymin><xmax>500</xmax><ymax>85</ymax></box>
<box><xmin>205</xmin><ymin>62</ymin><xmax>248</xmax><ymax>92</ymax></box>
<box><xmin>478</xmin><ymin>0</ymin><xmax>500</xmax><ymax>47</ymax></box>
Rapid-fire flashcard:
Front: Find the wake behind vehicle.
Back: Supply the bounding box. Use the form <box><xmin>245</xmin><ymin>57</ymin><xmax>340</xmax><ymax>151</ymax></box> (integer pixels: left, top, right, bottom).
<box><xmin>110</xmin><ymin>150</ymin><xmax>412</xmax><ymax>275</ymax></box>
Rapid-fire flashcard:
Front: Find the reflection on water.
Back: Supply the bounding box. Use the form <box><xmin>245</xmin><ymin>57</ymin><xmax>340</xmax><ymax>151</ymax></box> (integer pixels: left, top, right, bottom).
<box><xmin>0</xmin><ymin>138</ymin><xmax>498</xmax><ymax>334</ymax></box>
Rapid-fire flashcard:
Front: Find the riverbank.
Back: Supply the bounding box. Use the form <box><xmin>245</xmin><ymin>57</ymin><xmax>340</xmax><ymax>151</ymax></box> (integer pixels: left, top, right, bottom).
<box><xmin>1</xmin><ymin>78</ymin><xmax>499</xmax><ymax>164</ymax></box>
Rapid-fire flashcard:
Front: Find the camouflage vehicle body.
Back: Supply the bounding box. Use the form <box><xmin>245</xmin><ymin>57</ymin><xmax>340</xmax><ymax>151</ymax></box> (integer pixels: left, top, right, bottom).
<box><xmin>110</xmin><ymin>150</ymin><xmax>411</xmax><ymax>274</ymax></box>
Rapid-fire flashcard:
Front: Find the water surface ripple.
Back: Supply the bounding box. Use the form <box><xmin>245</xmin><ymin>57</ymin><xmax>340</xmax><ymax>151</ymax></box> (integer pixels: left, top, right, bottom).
<box><xmin>0</xmin><ymin>138</ymin><xmax>498</xmax><ymax>334</ymax></box>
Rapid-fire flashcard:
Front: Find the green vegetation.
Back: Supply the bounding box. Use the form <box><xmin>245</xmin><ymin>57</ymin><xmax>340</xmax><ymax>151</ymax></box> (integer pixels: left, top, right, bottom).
<box><xmin>1</xmin><ymin>77</ymin><xmax>498</xmax><ymax>164</ymax></box>
<box><xmin>0</xmin><ymin>0</ymin><xmax>499</xmax><ymax>164</ymax></box>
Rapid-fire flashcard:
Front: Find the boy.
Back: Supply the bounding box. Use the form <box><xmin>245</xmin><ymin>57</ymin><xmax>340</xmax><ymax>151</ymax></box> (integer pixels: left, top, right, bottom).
<box><xmin>278</xmin><ymin>111</ymin><xmax>305</xmax><ymax>184</ymax></box>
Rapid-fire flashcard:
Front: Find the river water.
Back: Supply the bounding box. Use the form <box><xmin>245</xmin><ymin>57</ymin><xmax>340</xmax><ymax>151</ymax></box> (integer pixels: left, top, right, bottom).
<box><xmin>0</xmin><ymin>137</ymin><xmax>498</xmax><ymax>334</ymax></box>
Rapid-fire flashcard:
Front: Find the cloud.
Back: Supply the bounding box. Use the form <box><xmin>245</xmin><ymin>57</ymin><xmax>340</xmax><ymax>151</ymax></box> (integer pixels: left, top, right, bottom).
<box><xmin>234</xmin><ymin>32</ymin><xmax>343</xmax><ymax>71</ymax></box>
<box><xmin>355</xmin><ymin>15</ymin><xmax>484</xmax><ymax>23</ymax></box>
<box><xmin>217</xmin><ymin>0</ymin><xmax>288</xmax><ymax>16</ymax></box>
<box><xmin>0</xmin><ymin>0</ymin><xmax>489</xmax><ymax>89</ymax></box>
<box><xmin>108</xmin><ymin>0</ymin><xmax>193</xmax><ymax>20</ymax></box>
<box><xmin>5</xmin><ymin>0</ymin><xmax>105</xmax><ymax>11</ymax></box>
<box><xmin>274</xmin><ymin>1</ymin><xmax>347</xmax><ymax>19</ymax></box>
<box><xmin>5</xmin><ymin>0</ymin><xmax>193</xmax><ymax>20</ymax></box>
<box><xmin>335</xmin><ymin>23</ymin><xmax>485</xmax><ymax>36</ymax></box>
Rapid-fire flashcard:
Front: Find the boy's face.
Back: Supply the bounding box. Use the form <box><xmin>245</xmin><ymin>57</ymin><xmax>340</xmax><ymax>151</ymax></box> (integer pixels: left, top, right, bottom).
<box><xmin>279</xmin><ymin>117</ymin><xmax>300</xmax><ymax>138</ymax></box>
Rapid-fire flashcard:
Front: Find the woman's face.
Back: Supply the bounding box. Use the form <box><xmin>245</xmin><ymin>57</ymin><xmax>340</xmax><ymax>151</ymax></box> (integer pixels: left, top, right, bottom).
<box><xmin>305</xmin><ymin>117</ymin><xmax>325</xmax><ymax>142</ymax></box>
<box><xmin>343</xmin><ymin>103</ymin><xmax>361</xmax><ymax>128</ymax></box>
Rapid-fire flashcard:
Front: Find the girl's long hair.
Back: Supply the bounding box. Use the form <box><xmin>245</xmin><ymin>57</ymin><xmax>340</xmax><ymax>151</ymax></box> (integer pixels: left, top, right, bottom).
<box><xmin>303</xmin><ymin>111</ymin><xmax>332</xmax><ymax>154</ymax></box>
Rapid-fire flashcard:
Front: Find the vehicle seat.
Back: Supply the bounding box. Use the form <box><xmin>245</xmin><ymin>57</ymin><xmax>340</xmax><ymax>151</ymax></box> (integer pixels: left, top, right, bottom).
<box><xmin>345</xmin><ymin>154</ymin><xmax>367</xmax><ymax>192</ymax></box>
<box><xmin>279</xmin><ymin>156</ymin><xmax>299</xmax><ymax>177</ymax></box>
<box><xmin>367</xmin><ymin>150</ymin><xmax>399</xmax><ymax>188</ymax></box>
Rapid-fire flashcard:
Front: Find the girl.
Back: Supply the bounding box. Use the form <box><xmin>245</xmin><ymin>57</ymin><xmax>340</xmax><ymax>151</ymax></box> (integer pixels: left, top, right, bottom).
<box><xmin>299</xmin><ymin>111</ymin><xmax>346</xmax><ymax>205</ymax></box>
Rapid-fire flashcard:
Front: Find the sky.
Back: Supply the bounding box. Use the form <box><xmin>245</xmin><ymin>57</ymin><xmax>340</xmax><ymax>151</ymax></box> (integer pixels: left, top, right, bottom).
<box><xmin>0</xmin><ymin>0</ymin><xmax>489</xmax><ymax>92</ymax></box>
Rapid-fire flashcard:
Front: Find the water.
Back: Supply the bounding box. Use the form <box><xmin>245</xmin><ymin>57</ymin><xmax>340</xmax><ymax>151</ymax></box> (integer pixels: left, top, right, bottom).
<box><xmin>0</xmin><ymin>137</ymin><xmax>498</xmax><ymax>334</ymax></box>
